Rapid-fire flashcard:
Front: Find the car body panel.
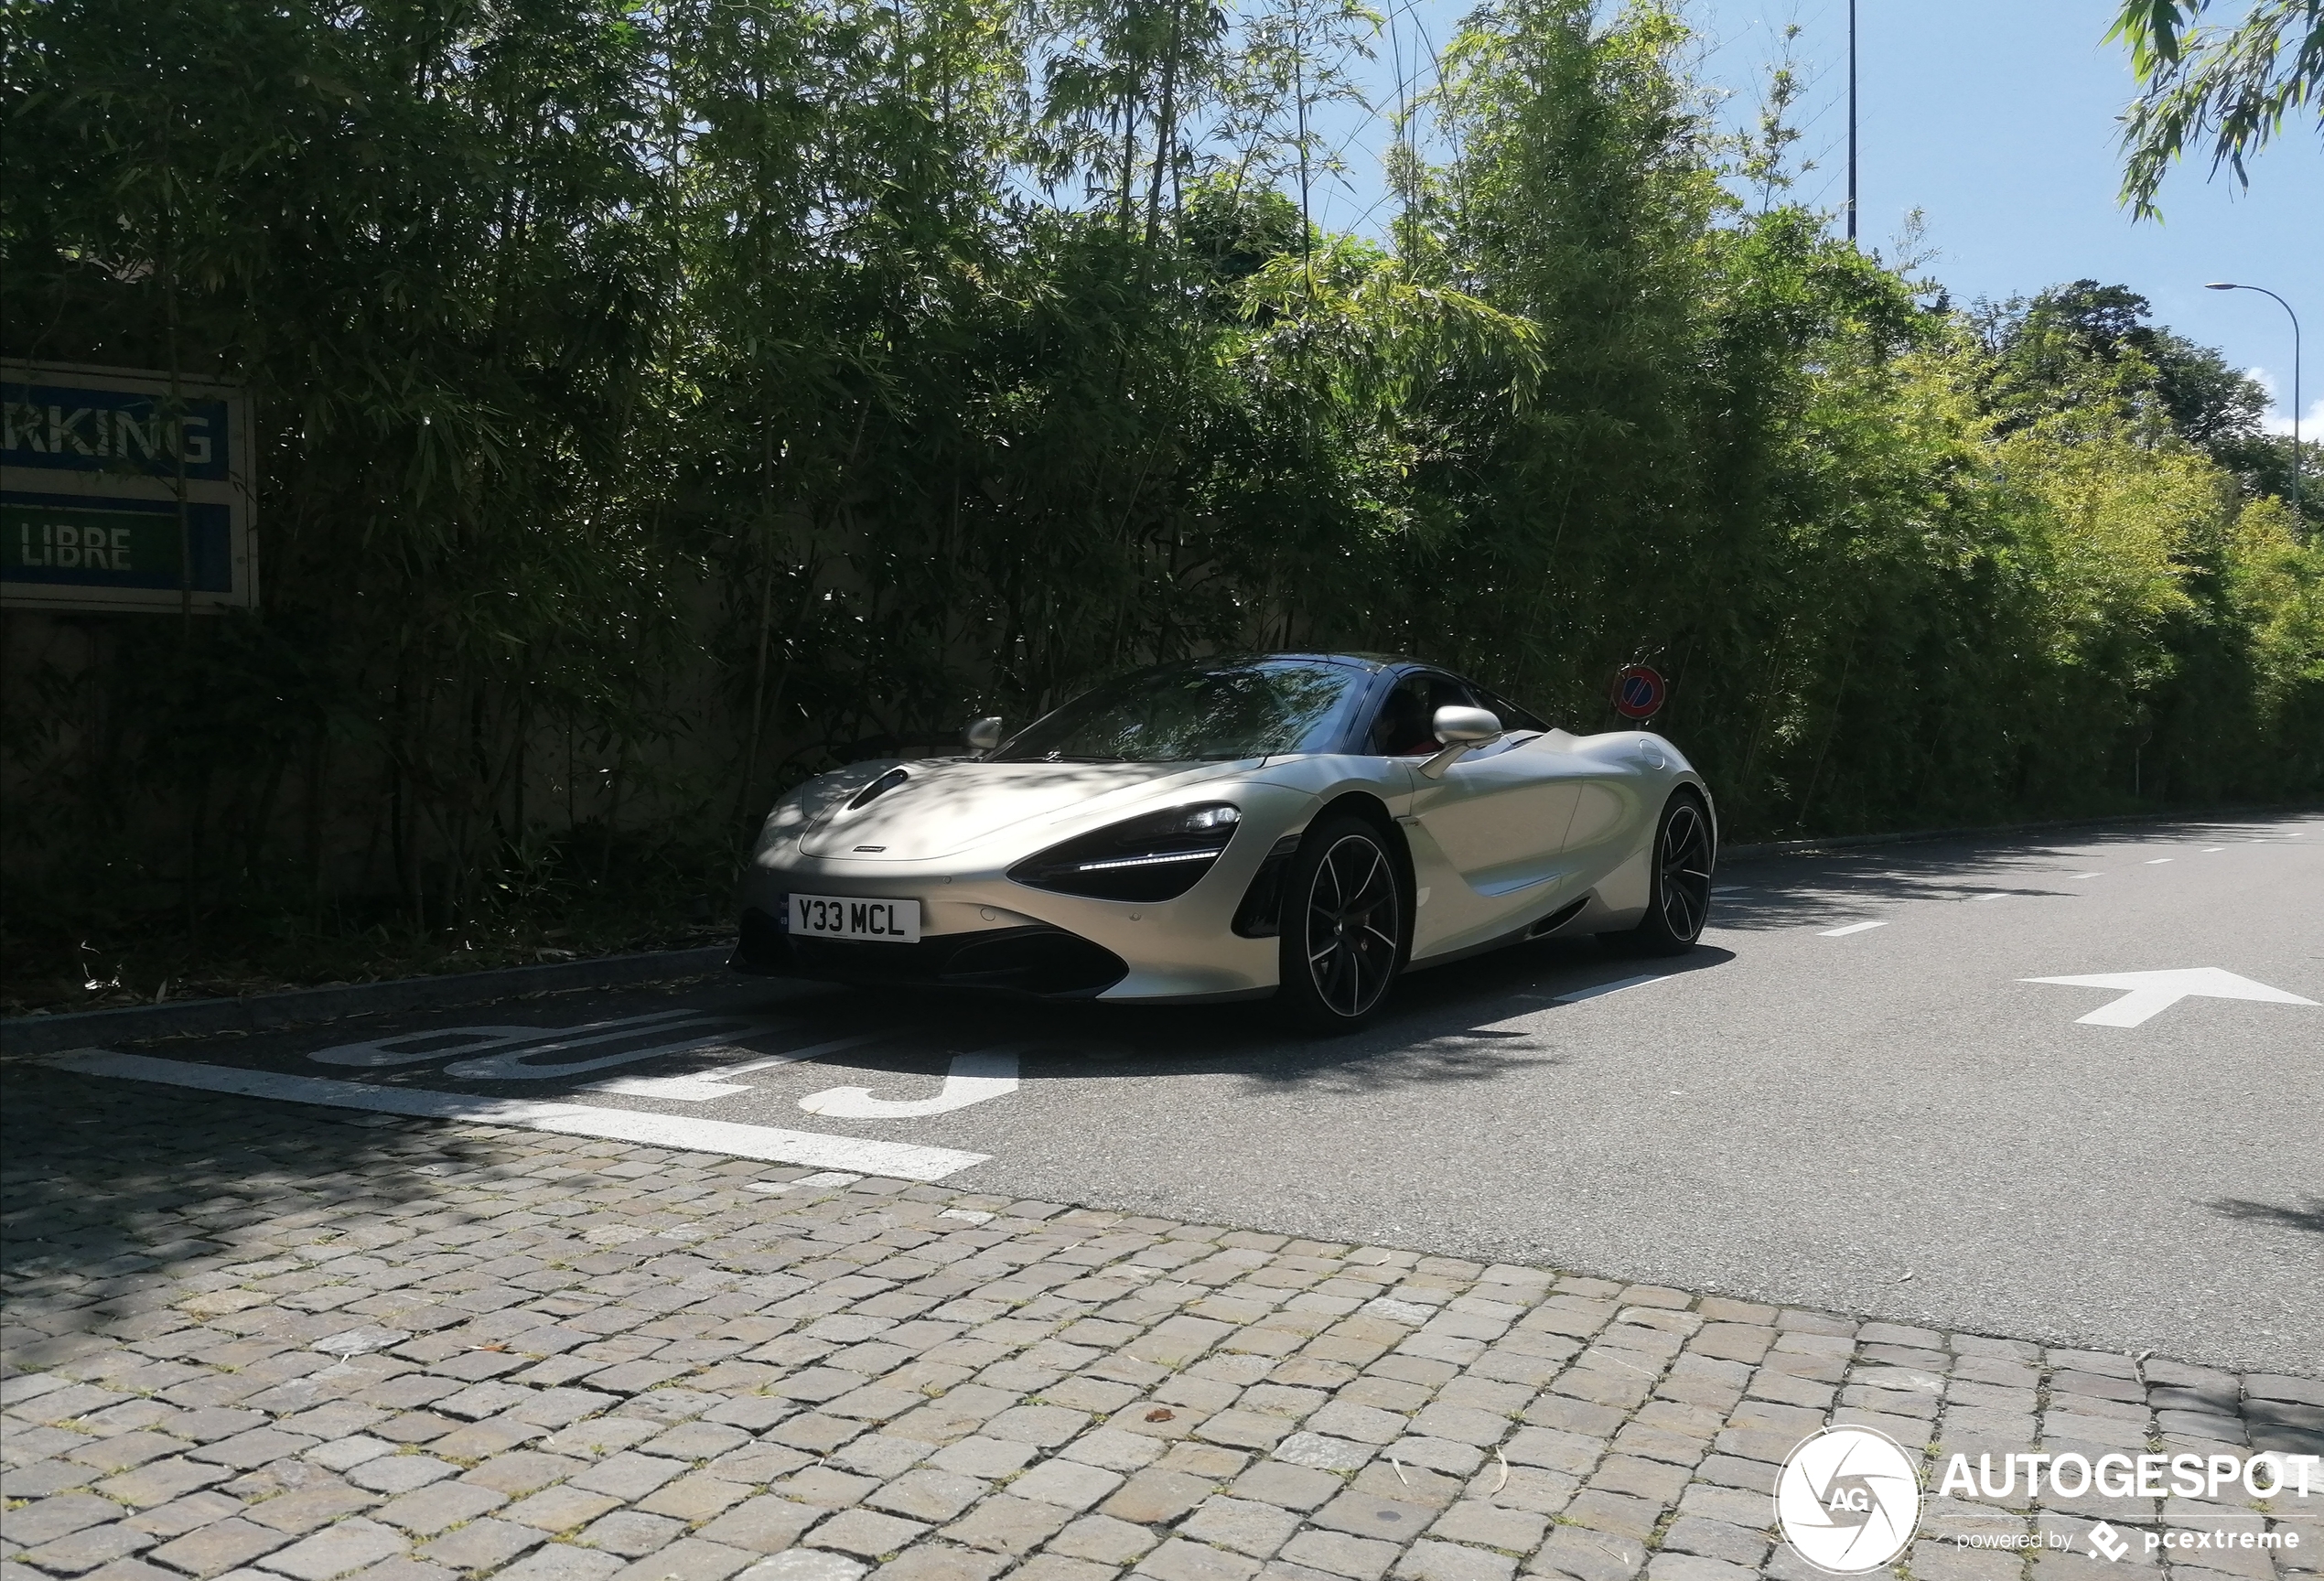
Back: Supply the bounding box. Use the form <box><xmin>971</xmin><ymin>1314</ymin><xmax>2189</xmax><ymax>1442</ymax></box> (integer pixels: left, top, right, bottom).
<box><xmin>737</xmin><ymin>658</ymin><xmax>1713</xmax><ymax>1003</ymax></box>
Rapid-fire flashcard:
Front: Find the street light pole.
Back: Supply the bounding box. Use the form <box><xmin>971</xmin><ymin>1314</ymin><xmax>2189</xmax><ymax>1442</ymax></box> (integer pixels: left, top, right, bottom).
<box><xmin>1846</xmin><ymin>0</ymin><xmax>1857</xmax><ymax>244</ymax></box>
<box><xmin>2207</xmin><ymin>281</ymin><xmax>2303</xmax><ymax>518</ymax></box>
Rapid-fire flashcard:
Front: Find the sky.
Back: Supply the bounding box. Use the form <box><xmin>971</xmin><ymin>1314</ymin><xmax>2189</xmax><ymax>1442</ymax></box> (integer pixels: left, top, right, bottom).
<box><xmin>1308</xmin><ymin>0</ymin><xmax>2323</xmax><ymax>436</ymax></box>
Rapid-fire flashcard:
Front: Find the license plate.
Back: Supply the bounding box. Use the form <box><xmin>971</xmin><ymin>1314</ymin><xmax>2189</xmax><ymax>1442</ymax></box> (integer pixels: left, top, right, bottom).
<box><xmin>789</xmin><ymin>893</ymin><xmax>921</xmax><ymax>943</ymax></box>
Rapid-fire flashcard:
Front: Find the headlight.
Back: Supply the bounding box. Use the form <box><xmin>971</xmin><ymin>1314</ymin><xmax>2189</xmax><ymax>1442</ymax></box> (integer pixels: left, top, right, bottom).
<box><xmin>1007</xmin><ymin>803</ymin><xmax>1242</xmax><ymax>902</ymax></box>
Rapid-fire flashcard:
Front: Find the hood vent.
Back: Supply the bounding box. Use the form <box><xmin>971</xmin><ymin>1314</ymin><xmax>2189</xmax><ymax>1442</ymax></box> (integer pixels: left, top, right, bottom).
<box><xmin>845</xmin><ymin>767</ymin><xmax>910</xmax><ymax>811</ymax></box>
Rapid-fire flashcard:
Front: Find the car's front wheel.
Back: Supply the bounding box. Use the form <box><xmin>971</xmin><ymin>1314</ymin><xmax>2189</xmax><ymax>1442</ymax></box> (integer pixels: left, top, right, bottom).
<box><xmin>1278</xmin><ymin>816</ymin><xmax>1406</xmax><ymax>1031</ymax></box>
<box><xmin>1623</xmin><ymin>791</ymin><xmax>1714</xmax><ymax>955</ymax></box>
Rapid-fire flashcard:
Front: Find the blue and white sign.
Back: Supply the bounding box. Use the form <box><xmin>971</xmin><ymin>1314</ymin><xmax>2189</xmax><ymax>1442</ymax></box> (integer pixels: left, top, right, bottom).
<box><xmin>2</xmin><ymin>360</ymin><xmax>257</xmax><ymax>612</ymax></box>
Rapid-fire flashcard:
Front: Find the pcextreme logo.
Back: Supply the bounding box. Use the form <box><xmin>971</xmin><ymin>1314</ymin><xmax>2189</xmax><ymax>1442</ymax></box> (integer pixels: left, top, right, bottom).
<box><xmin>1774</xmin><ymin>1425</ymin><xmax>1923</xmax><ymax>1574</ymax></box>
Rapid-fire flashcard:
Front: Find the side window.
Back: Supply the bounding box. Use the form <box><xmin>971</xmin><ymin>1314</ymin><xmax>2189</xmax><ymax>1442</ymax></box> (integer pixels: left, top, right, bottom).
<box><xmin>1471</xmin><ymin>684</ymin><xmax>1547</xmax><ymax>734</ymax></box>
<box><xmin>1368</xmin><ymin>672</ymin><xmax>1477</xmax><ymax>756</ymax></box>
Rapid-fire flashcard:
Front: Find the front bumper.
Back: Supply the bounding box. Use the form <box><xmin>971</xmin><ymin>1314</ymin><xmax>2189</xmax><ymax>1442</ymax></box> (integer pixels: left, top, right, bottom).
<box><xmin>734</xmin><ymin>785</ymin><xmax>1319</xmax><ymax>1001</ymax></box>
<box><xmin>733</xmin><ymin>907</ymin><xmax>1131</xmax><ymax>997</ymax></box>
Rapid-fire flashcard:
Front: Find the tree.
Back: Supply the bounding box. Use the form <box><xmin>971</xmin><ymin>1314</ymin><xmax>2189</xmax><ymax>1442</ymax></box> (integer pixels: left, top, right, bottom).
<box><xmin>2108</xmin><ymin>0</ymin><xmax>2324</xmax><ymax>217</ymax></box>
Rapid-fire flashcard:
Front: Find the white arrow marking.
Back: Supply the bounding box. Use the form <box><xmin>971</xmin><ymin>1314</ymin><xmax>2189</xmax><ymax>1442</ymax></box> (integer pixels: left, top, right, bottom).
<box><xmin>799</xmin><ymin>1050</ymin><xmax>1019</xmax><ymax>1118</ymax></box>
<box><xmin>2023</xmin><ymin>968</ymin><xmax>2319</xmax><ymax>1027</ymax></box>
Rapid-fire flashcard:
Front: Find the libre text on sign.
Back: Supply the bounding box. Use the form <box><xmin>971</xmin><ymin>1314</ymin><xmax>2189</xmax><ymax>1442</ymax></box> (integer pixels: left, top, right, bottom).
<box><xmin>2</xmin><ymin>360</ymin><xmax>257</xmax><ymax>612</ymax></box>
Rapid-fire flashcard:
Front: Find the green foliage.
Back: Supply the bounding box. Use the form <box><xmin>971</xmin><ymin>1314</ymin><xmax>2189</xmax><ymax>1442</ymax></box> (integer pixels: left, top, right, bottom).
<box><xmin>2108</xmin><ymin>0</ymin><xmax>2323</xmax><ymax>216</ymax></box>
<box><xmin>2</xmin><ymin>0</ymin><xmax>2318</xmax><ymax>1005</ymax></box>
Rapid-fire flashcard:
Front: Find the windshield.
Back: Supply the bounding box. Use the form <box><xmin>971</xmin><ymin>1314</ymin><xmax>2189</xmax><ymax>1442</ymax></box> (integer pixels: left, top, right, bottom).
<box><xmin>992</xmin><ymin>660</ymin><xmax>1366</xmax><ymax>763</ymax></box>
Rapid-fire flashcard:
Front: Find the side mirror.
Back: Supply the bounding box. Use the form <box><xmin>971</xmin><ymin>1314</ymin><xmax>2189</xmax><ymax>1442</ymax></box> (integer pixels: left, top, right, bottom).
<box><xmin>1432</xmin><ymin>705</ymin><xmax>1501</xmax><ymax>744</ymax></box>
<box><xmin>964</xmin><ymin>715</ymin><xmax>1005</xmax><ymax>752</ymax></box>
<box><xmin>1419</xmin><ymin>705</ymin><xmax>1501</xmax><ymax>779</ymax></box>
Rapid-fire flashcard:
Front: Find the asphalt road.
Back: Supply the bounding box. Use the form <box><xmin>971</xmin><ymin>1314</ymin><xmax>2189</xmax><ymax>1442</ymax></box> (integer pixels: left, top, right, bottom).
<box><xmin>52</xmin><ymin>812</ymin><xmax>2324</xmax><ymax>1377</ymax></box>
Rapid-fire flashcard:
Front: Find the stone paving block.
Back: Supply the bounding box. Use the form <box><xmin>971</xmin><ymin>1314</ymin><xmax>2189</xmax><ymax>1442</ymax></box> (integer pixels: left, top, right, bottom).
<box><xmin>1277</xmin><ymin>1531</ymin><xmax>1396</xmax><ymax>1581</ymax></box>
<box><xmin>1427</xmin><ymin>1500</ymin><xmax>1547</xmax><ymax>1554</ymax></box>
<box><xmin>568</xmin><ymin>1453</ymin><xmax>685</xmax><ymax>1501</ymax></box>
<box><xmin>1228</xmin><ymin>1462</ymin><xmax>1341</xmax><ymax>1513</ymax></box>
<box><xmin>20</xmin><ymin>1522</ymin><xmax>156</xmax><ymax>1576</ymax></box>
<box><xmin>1393</xmin><ymin>1542</ymin><xmax>1514</xmax><ymax>1581</ymax></box>
<box><xmin>1049</xmin><ymin>1515</ymin><xmax>1161</xmax><ymax>1566</ymax></box>
<box><xmin>492</xmin><ymin>1544</ymin><xmax>627</xmax><ymax>1581</ymax></box>
<box><xmin>686</xmin><ymin>1497</ymin><xmax>820</xmax><ymax>1554</ymax></box>
<box><xmin>341</xmin><ymin>1455</ymin><xmax>457</xmax><ymax>1499</ymax></box>
<box><xmin>251</xmin><ymin>1519</ymin><xmax>407</xmax><ymax>1581</ymax></box>
<box><xmin>1178</xmin><ymin>1499</ymin><xmax>1302</xmax><ymax>1560</ymax></box>
<box><xmin>808</xmin><ymin>1510</ymin><xmax>934</xmax><ymax>1560</ymax></box>
<box><xmin>1008</xmin><ymin>1460</ymin><xmax>1124</xmax><ymax>1513</ymax></box>
<box><xmin>414</xmin><ymin>1520</ymin><xmax>541</xmax><ymax>1572</ymax></box>
<box><xmin>576</xmin><ymin>1510</ymin><xmax>687</xmax><ymax>1559</ymax></box>
<box><xmin>1524</xmin><ymin>1526</ymin><xmax>1643</xmax><ymax>1581</ymax></box>
<box><xmin>1639</xmin><ymin>1555</ymin><xmax>1749</xmax><ymax>1581</ymax></box>
<box><xmin>865</xmin><ymin>1471</ymin><xmax>989</xmax><ymax>1525</ymax></box>
<box><xmin>736</xmin><ymin>1556</ymin><xmax>866</xmax><ymax>1581</ymax></box>
<box><xmin>928</xmin><ymin>1438</ymin><xmax>1040</xmax><ymax>1479</ymax></box>
<box><xmin>1135</xmin><ymin>1540</ymin><xmax>1262</xmax><ymax>1581</ymax></box>
<box><xmin>145</xmin><ymin>1519</ymin><xmax>294</xmax><ymax>1578</ymax></box>
<box><xmin>246</xmin><ymin>1483</ymin><xmax>381</xmax><ymax>1535</ymax></box>
<box><xmin>1101</xmin><ymin>1470</ymin><xmax>1216</xmax><ymax>1526</ymax></box>
<box><xmin>1009</xmin><ymin>1555</ymin><xmax>1118</xmax><ymax>1581</ymax></box>
<box><xmin>5</xmin><ymin>1497</ymin><xmax>122</xmax><ymax>1549</ymax></box>
<box><xmin>866</xmin><ymin>1543</ymin><xmax>1008</xmax><ymax>1581</ymax></box>
<box><xmin>940</xmin><ymin>1496</ymin><xmax>1073</xmax><ymax>1557</ymax></box>
<box><xmin>501</xmin><ymin>1484</ymin><xmax>626</xmax><ymax>1535</ymax></box>
<box><xmin>639</xmin><ymin>1473</ymin><xmax>755</xmax><ymax>1523</ymax></box>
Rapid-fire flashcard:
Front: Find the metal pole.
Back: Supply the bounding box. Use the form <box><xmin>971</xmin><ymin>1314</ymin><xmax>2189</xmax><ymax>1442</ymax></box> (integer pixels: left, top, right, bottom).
<box><xmin>2208</xmin><ymin>283</ymin><xmax>2303</xmax><ymax>517</ymax></box>
<box><xmin>1846</xmin><ymin>0</ymin><xmax>1857</xmax><ymax>243</ymax></box>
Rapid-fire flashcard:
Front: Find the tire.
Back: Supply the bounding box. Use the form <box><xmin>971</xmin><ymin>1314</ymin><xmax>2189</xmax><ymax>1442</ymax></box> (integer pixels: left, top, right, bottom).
<box><xmin>1277</xmin><ymin>815</ymin><xmax>1407</xmax><ymax>1031</ymax></box>
<box><xmin>1624</xmin><ymin>791</ymin><xmax>1714</xmax><ymax>955</ymax></box>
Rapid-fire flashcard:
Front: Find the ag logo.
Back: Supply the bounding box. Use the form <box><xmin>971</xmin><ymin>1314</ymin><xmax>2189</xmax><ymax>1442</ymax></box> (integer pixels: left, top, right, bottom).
<box><xmin>1773</xmin><ymin>1425</ymin><xmax>1921</xmax><ymax>1574</ymax></box>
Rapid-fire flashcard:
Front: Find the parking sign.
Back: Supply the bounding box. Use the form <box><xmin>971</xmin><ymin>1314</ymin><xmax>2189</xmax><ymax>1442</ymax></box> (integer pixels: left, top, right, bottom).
<box><xmin>2</xmin><ymin>360</ymin><xmax>257</xmax><ymax>612</ymax></box>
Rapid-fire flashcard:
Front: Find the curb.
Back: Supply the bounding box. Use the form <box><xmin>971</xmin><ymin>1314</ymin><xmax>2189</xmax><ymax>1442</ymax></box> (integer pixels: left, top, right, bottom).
<box><xmin>0</xmin><ymin>944</ymin><xmax>737</xmax><ymax>1059</ymax></box>
<box><xmin>1719</xmin><ymin>802</ymin><xmax>2320</xmax><ymax>862</ymax></box>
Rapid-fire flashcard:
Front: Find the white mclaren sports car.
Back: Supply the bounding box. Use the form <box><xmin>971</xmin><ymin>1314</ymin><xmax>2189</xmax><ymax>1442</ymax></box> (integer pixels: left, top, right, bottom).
<box><xmin>735</xmin><ymin>652</ymin><xmax>1716</xmax><ymax>1028</ymax></box>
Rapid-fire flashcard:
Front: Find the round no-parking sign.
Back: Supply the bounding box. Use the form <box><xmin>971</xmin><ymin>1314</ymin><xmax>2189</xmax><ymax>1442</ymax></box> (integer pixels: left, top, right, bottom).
<box><xmin>1612</xmin><ymin>664</ymin><xmax>1666</xmax><ymax>720</ymax></box>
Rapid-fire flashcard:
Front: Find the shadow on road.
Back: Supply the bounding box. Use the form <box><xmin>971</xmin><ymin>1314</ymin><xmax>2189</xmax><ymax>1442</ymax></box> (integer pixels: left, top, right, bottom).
<box><xmin>1705</xmin><ymin>815</ymin><xmax>2311</xmax><ymax>931</ymax></box>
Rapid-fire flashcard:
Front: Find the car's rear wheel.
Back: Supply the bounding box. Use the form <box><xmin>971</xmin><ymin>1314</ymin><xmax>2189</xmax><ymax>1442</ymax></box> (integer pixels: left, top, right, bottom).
<box><xmin>1624</xmin><ymin>792</ymin><xmax>1714</xmax><ymax>955</ymax></box>
<box><xmin>1278</xmin><ymin>816</ymin><xmax>1405</xmax><ymax>1031</ymax></box>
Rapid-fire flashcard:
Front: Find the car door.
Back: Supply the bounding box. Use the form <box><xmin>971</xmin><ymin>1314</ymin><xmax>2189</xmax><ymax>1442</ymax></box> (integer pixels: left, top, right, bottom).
<box><xmin>1381</xmin><ymin>671</ymin><xmax>1582</xmax><ymax>935</ymax></box>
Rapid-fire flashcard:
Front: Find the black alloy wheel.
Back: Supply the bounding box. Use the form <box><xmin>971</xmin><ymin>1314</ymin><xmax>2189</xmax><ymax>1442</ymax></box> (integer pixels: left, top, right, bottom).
<box><xmin>1627</xmin><ymin>792</ymin><xmax>1714</xmax><ymax>955</ymax></box>
<box><xmin>1279</xmin><ymin>816</ymin><xmax>1405</xmax><ymax>1029</ymax></box>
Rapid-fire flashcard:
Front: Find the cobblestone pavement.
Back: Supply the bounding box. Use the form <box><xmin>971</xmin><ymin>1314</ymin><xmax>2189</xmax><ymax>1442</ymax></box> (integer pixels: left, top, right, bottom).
<box><xmin>4</xmin><ymin>1069</ymin><xmax>2319</xmax><ymax>1581</ymax></box>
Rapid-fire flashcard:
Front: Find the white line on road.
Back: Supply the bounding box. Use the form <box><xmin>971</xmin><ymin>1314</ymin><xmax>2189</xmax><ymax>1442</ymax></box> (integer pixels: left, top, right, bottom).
<box><xmin>2201</xmin><ymin>847</ymin><xmax>2224</xmax><ymax>853</ymax></box>
<box><xmin>2071</xmin><ymin>872</ymin><xmax>2103</xmax><ymax>879</ymax></box>
<box><xmin>47</xmin><ymin>1050</ymin><xmax>991</xmax><ymax>1181</ymax></box>
<box><xmin>1555</xmin><ymin>973</ymin><xmax>1672</xmax><ymax>1004</ymax></box>
<box><xmin>2146</xmin><ymin>858</ymin><xmax>2172</xmax><ymax>865</ymax></box>
<box><xmin>1819</xmin><ymin>920</ymin><xmax>1887</xmax><ymax>937</ymax></box>
<box><xmin>1975</xmin><ymin>891</ymin><xmax>2008</xmax><ymax>901</ymax></box>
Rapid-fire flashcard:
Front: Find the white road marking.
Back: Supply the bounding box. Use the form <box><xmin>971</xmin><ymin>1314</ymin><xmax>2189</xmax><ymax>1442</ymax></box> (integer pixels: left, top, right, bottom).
<box><xmin>2070</xmin><ymin>872</ymin><xmax>2103</xmax><ymax>879</ymax></box>
<box><xmin>1554</xmin><ymin>973</ymin><xmax>1671</xmax><ymax>1004</ymax></box>
<box><xmin>48</xmin><ymin>1050</ymin><xmax>990</xmax><ymax>1180</ymax></box>
<box><xmin>2146</xmin><ymin>858</ymin><xmax>2172</xmax><ymax>865</ymax></box>
<box><xmin>2201</xmin><ymin>847</ymin><xmax>2224</xmax><ymax>853</ymax></box>
<box><xmin>311</xmin><ymin>1008</ymin><xmax>703</xmax><ymax>1069</ymax></box>
<box><xmin>586</xmin><ymin>1033</ymin><xmax>888</xmax><ymax>1101</ymax></box>
<box><xmin>1819</xmin><ymin>920</ymin><xmax>1887</xmax><ymax>937</ymax></box>
<box><xmin>799</xmin><ymin>1050</ymin><xmax>1020</xmax><ymax>1119</ymax></box>
<box><xmin>2021</xmin><ymin>969</ymin><xmax>2319</xmax><ymax>1028</ymax></box>
<box><xmin>444</xmin><ymin>1021</ymin><xmax>775</xmax><ymax>1081</ymax></box>
<box><xmin>1975</xmin><ymin>891</ymin><xmax>2008</xmax><ymax>901</ymax></box>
